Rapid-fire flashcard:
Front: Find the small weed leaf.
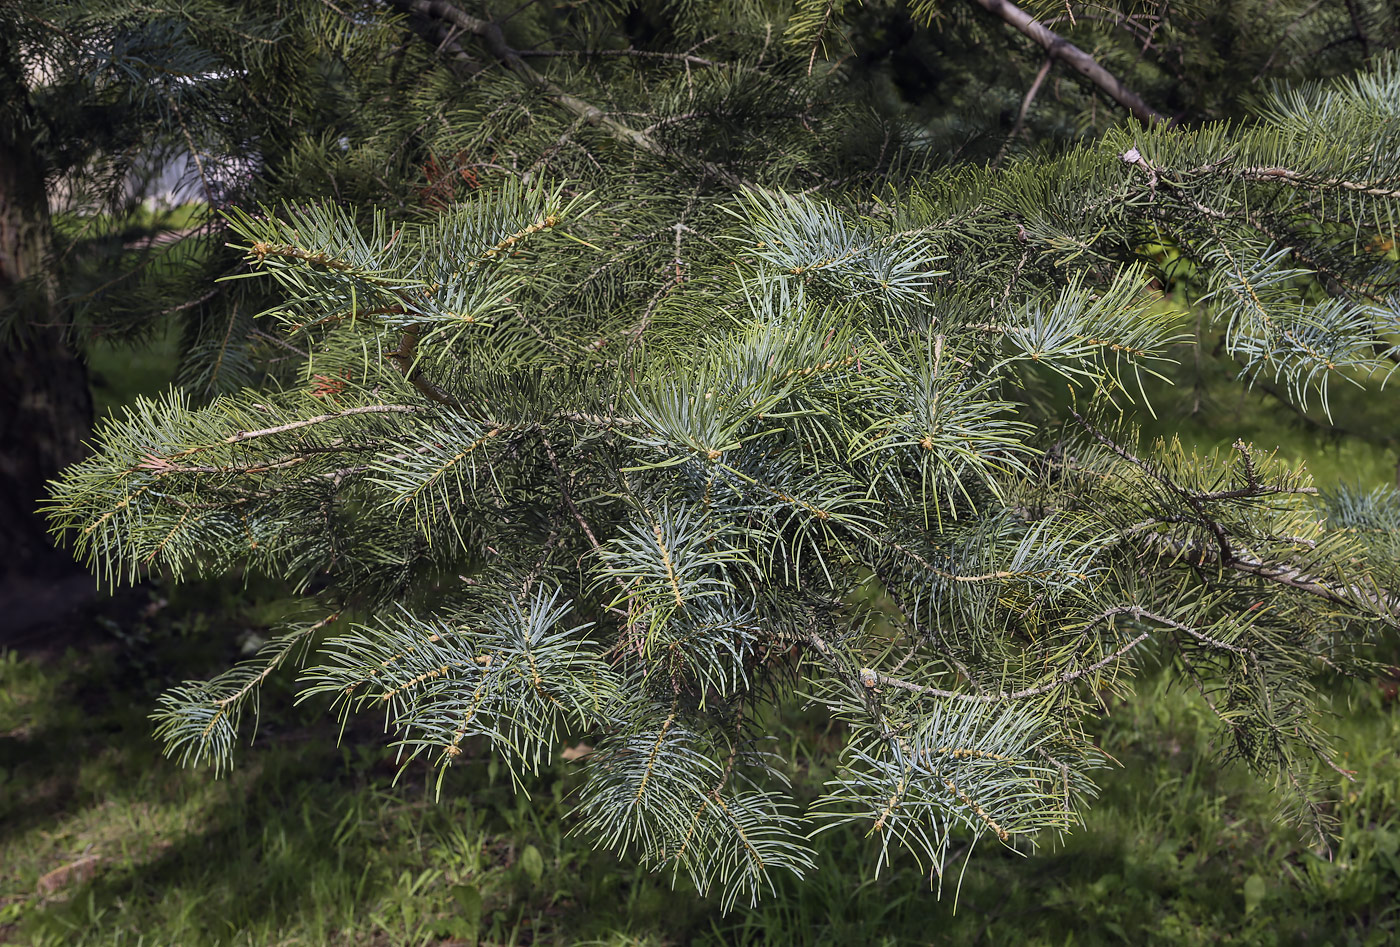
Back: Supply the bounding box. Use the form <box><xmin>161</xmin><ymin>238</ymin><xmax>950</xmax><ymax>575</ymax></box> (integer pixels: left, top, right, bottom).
<box><xmin>1243</xmin><ymin>873</ymin><xmax>1267</xmax><ymax>914</ymax></box>
<box><xmin>519</xmin><ymin>844</ymin><xmax>545</xmax><ymax>885</ymax></box>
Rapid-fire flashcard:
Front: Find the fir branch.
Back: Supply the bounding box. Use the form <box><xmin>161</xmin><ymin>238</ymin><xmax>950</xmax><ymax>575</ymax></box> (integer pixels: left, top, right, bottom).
<box><xmin>816</xmin><ymin>604</ymin><xmax>1251</xmax><ymax>704</ymax></box>
<box><xmin>388</xmin><ymin>0</ymin><xmax>750</xmax><ymax>188</ymax></box>
<box><xmin>226</xmin><ymin>405</ymin><xmax>431</xmax><ymax>443</ymax></box>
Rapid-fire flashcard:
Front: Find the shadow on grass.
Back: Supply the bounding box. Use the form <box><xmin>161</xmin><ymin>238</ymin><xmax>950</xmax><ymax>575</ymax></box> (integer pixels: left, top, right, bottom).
<box><xmin>2</xmin><ymin>639</ymin><xmax>461</xmax><ymax>943</ymax></box>
<box><xmin>4</xmin><ymin>608</ymin><xmax>1399</xmax><ymax>946</ymax></box>
<box><xmin>18</xmin><ymin>751</ymin><xmax>393</xmax><ymax>944</ymax></box>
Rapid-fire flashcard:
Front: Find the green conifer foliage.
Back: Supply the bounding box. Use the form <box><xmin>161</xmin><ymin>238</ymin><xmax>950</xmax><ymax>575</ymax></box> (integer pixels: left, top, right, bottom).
<box><xmin>43</xmin><ymin>1</ymin><xmax>1400</xmax><ymax>906</ymax></box>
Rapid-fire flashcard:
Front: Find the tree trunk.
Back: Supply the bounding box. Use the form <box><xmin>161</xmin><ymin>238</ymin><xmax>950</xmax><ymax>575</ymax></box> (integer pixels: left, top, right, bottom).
<box><xmin>0</xmin><ymin>51</ymin><xmax>93</xmax><ymax>580</ymax></box>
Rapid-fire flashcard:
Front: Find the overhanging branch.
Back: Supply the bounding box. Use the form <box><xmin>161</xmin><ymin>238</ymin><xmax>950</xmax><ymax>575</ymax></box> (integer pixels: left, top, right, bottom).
<box><xmin>967</xmin><ymin>0</ymin><xmax>1166</xmax><ymax>125</ymax></box>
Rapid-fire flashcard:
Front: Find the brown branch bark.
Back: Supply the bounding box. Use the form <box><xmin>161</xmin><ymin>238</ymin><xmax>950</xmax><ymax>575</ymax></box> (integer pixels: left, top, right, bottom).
<box><xmin>966</xmin><ymin>0</ymin><xmax>1166</xmax><ymax>125</ymax></box>
<box><xmin>1133</xmin><ymin>529</ymin><xmax>1400</xmax><ymax>622</ymax></box>
<box><xmin>516</xmin><ymin>49</ymin><xmax>720</xmax><ymax>68</ymax></box>
<box><xmin>218</xmin><ymin>406</ymin><xmax>428</xmax><ymax>447</ymax></box>
<box><xmin>389</xmin><ymin>324</ymin><xmax>461</xmax><ymax>406</ymax></box>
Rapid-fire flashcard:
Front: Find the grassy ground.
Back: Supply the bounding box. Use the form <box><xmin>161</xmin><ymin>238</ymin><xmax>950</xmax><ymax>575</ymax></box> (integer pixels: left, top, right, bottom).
<box><xmin>1130</xmin><ymin>341</ymin><xmax>1399</xmax><ymax>490</ymax></box>
<box><xmin>1</xmin><ymin>585</ymin><xmax>1398</xmax><ymax>946</ymax></box>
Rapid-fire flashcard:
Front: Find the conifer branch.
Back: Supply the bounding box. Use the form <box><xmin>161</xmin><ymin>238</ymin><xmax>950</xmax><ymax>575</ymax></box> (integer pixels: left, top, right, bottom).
<box><xmin>992</xmin><ymin>56</ymin><xmax>1053</xmax><ymax>168</ymax></box>
<box><xmin>225</xmin><ymin>405</ymin><xmax>430</xmax><ymax>443</ymax></box>
<box><xmin>389</xmin><ymin>0</ymin><xmax>749</xmax><ymax>188</ymax></box>
<box><xmin>826</xmin><ymin>605</ymin><xmax>1244</xmax><ymax>704</ymax></box>
<box><xmin>1135</xmin><ymin>530</ymin><xmax>1400</xmax><ymax>621</ymax></box>
<box><xmin>43</xmin><ymin>52</ymin><xmax>1400</xmax><ymax>895</ymax></box>
<box><xmin>517</xmin><ymin>49</ymin><xmax>722</xmax><ymax>68</ymax></box>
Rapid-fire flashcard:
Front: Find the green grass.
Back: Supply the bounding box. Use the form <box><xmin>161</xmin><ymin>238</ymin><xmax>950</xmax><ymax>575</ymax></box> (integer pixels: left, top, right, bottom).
<box><xmin>2</xmin><ymin>600</ymin><xmax>1398</xmax><ymax>945</ymax></box>
<box><xmin>87</xmin><ymin>320</ymin><xmax>180</xmax><ymax>421</ymax></box>
<box><xmin>1129</xmin><ymin>344</ymin><xmax>1400</xmax><ymax>490</ymax></box>
<box><xmin>53</xmin><ymin>203</ymin><xmax>208</xmax><ymax>251</ymax></box>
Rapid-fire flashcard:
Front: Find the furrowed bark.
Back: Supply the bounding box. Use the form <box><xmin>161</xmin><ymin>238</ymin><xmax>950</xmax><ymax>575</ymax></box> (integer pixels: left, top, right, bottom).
<box><xmin>0</xmin><ymin>38</ymin><xmax>93</xmax><ymax>579</ymax></box>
